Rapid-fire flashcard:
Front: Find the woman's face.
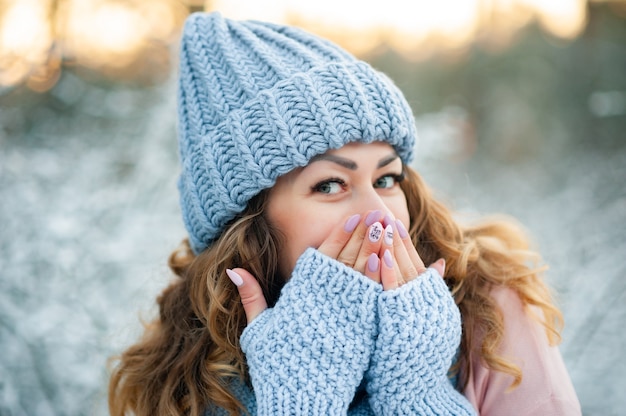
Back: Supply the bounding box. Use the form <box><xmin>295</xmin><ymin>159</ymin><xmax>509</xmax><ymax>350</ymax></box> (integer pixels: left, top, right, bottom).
<box><xmin>266</xmin><ymin>141</ymin><xmax>411</xmax><ymax>278</ymax></box>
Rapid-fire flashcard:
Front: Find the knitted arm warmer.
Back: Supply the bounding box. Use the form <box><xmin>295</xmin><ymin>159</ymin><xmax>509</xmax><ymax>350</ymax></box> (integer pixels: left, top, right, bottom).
<box><xmin>366</xmin><ymin>268</ymin><xmax>477</xmax><ymax>416</ymax></box>
<box><xmin>240</xmin><ymin>248</ymin><xmax>381</xmax><ymax>415</ymax></box>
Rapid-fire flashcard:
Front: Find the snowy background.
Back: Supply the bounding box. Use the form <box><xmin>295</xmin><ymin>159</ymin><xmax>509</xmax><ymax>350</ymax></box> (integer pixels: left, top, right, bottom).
<box><xmin>1</xmin><ymin>5</ymin><xmax>625</xmax><ymax>416</ymax></box>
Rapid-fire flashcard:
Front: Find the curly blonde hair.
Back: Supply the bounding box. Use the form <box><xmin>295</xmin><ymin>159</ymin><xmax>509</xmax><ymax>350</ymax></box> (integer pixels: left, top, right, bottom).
<box><xmin>108</xmin><ymin>165</ymin><xmax>563</xmax><ymax>415</ymax></box>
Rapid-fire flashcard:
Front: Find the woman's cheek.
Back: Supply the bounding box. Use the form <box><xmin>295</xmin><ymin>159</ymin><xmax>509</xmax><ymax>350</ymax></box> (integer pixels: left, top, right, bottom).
<box><xmin>279</xmin><ymin>225</ymin><xmax>325</xmax><ymax>278</ymax></box>
<box><xmin>301</xmin><ymin>220</ymin><xmax>334</xmax><ymax>250</ymax></box>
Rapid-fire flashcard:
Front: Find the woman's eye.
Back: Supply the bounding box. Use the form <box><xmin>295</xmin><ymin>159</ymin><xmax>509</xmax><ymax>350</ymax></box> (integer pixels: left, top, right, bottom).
<box><xmin>313</xmin><ymin>179</ymin><xmax>344</xmax><ymax>194</ymax></box>
<box><xmin>374</xmin><ymin>175</ymin><xmax>399</xmax><ymax>189</ymax></box>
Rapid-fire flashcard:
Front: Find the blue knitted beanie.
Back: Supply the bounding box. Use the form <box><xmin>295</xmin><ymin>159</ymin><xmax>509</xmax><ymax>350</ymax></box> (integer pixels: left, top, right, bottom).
<box><xmin>177</xmin><ymin>12</ymin><xmax>417</xmax><ymax>254</ymax></box>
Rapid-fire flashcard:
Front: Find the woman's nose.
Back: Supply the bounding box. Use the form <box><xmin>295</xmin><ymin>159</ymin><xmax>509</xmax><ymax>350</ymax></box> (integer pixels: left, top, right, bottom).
<box><xmin>355</xmin><ymin>187</ymin><xmax>390</xmax><ymax>218</ymax></box>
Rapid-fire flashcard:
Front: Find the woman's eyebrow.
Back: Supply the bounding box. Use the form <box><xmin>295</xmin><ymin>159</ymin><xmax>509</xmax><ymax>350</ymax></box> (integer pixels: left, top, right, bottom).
<box><xmin>309</xmin><ymin>152</ymin><xmax>398</xmax><ymax>170</ymax></box>
<box><xmin>309</xmin><ymin>154</ymin><xmax>357</xmax><ymax>170</ymax></box>
<box><xmin>377</xmin><ymin>154</ymin><xmax>399</xmax><ymax>168</ymax></box>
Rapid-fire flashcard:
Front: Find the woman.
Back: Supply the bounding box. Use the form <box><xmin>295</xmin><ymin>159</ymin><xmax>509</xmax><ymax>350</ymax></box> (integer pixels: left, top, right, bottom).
<box><xmin>108</xmin><ymin>12</ymin><xmax>581</xmax><ymax>415</ymax></box>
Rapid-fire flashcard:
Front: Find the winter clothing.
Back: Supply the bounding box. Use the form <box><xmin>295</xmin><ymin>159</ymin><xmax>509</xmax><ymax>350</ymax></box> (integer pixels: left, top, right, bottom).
<box><xmin>462</xmin><ymin>287</ymin><xmax>582</xmax><ymax>415</ymax></box>
<box><xmin>205</xmin><ymin>248</ymin><xmax>476</xmax><ymax>415</ymax></box>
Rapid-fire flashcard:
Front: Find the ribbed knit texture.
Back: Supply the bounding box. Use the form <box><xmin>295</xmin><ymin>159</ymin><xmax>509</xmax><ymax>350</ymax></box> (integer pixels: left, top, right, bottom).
<box><xmin>177</xmin><ymin>12</ymin><xmax>417</xmax><ymax>253</ymax></box>
<box><xmin>205</xmin><ymin>250</ymin><xmax>477</xmax><ymax>415</ymax></box>
<box><xmin>239</xmin><ymin>248</ymin><xmax>380</xmax><ymax>414</ymax></box>
<box><xmin>366</xmin><ymin>268</ymin><xmax>477</xmax><ymax>415</ymax></box>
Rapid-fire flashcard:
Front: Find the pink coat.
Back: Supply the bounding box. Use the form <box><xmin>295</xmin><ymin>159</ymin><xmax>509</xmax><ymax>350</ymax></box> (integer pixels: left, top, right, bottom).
<box><xmin>462</xmin><ymin>287</ymin><xmax>582</xmax><ymax>415</ymax></box>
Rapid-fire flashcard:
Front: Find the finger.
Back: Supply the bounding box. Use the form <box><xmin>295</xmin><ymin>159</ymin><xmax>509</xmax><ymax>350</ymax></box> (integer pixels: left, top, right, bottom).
<box><xmin>391</xmin><ymin>227</ymin><xmax>421</xmax><ymax>283</ymax></box>
<box><xmin>353</xmin><ymin>221</ymin><xmax>384</xmax><ymax>279</ymax></box>
<box><xmin>364</xmin><ymin>253</ymin><xmax>380</xmax><ymax>282</ymax></box>
<box><xmin>381</xmin><ymin>249</ymin><xmax>398</xmax><ymax>290</ymax></box>
<box><xmin>428</xmin><ymin>258</ymin><xmax>446</xmax><ymax>278</ymax></box>
<box><xmin>380</xmin><ymin>224</ymin><xmax>406</xmax><ymax>287</ymax></box>
<box><xmin>335</xmin><ymin>209</ymin><xmax>383</xmax><ymax>268</ymax></box>
<box><xmin>317</xmin><ymin>214</ymin><xmax>361</xmax><ymax>259</ymax></box>
<box><xmin>227</xmin><ymin>268</ymin><xmax>268</xmax><ymax>324</ymax></box>
<box><xmin>395</xmin><ymin>219</ymin><xmax>427</xmax><ymax>279</ymax></box>
<box><xmin>379</xmin><ymin>225</ymin><xmax>405</xmax><ymax>290</ymax></box>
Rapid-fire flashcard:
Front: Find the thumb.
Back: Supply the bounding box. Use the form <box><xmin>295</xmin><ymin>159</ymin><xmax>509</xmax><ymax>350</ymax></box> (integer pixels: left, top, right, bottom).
<box><xmin>428</xmin><ymin>258</ymin><xmax>446</xmax><ymax>278</ymax></box>
<box><xmin>226</xmin><ymin>268</ymin><xmax>268</xmax><ymax>324</ymax></box>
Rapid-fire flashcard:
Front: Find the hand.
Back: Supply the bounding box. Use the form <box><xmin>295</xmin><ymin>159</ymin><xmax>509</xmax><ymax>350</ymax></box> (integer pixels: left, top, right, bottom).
<box><xmin>227</xmin><ymin>213</ymin><xmax>446</xmax><ymax>323</ymax></box>
<box><xmin>378</xmin><ymin>217</ymin><xmax>445</xmax><ymax>291</ymax></box>
<box><xmin>318</xmin><ymin>211</ymin><xmax>444</xmax><ymax>286</ymax></box>
<box><xmin>228</xmin><ymin>211</ymin><xmax>385</xmax><ymax>323</ymax></box>
<box><xmin>365</xmin><ymin>264</ymin><xmax>475</xmax><ymax>415</ymax></box>
<box><xmin>322</xmin><ymin>211</ymin><xmax>444</xmax><ymax>291</ymax></box>
<box><xmin>237</xmin><ymin>248</ymin><xmax>381</xmax><ymax>414</ymax></box>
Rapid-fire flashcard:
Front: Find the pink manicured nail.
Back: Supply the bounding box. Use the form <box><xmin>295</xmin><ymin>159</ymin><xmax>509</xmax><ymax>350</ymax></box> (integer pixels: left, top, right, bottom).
<box><xmin>383</xmin><ymin>213</ymin><xmax>393</xmax><ymax>227</ymax></box>
<box><xmin>367</xmin><ymin>253</ymin><xmax>379</xmax><ymax>273</ymax></box>
<box><xmin>438</xmin><ymin>258</ymin><xmax>446</xmax><ymax>275</ymax></box>
<box><xmin>383</xmin><ymin>249</ymin><xmax>393</xmax><ymax>268</ymax></box>
<box><xmin>368</xmin><ymin>222</ymin><xmax>383</xmax><ymax>242</ymax></box>
<box><xmin>395</xmin><ymin>219</ymin><xmax>409</xmax><ymax>239</ymax></box>
<box><xmin>226</xmin><ymin>269</ymin><xmax>243</xmax><ymax>287</ymax></box>
<box><xmin>344</xmin><ymin>214</ymin><xmax>361</xmax><ymax>232</ymax></box>
<box><xmin>384</xmin><ymin>224</ymin><xmax>394</xmax><ymax>245</ymax></box>
<box><xmin>365</xmin><ymin>210</ymin><xmax>382</xmax><ymax>226</ymax></box>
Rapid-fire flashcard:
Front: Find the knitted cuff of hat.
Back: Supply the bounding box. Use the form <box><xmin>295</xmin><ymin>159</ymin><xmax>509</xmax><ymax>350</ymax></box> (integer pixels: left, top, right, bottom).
<box><xmin>177</xmin><ymin>12</ymin><xmax>417</xmax><ymax>254</ymax></box>
<box><xmin>240</xmin><ymin>248</ymin><xmax>381</xmax><ymax>415</ymax></box>
<box><xmin>366</xmin><ymin>268</ymin><xmax>477</xmax><ymax>415</ymax></box>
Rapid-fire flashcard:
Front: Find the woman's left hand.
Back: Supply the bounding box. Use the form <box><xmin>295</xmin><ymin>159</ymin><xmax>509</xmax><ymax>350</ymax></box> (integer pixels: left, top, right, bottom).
<box><xmin>379</xmin><ymin>218</ymin><xmax>445</xmax><ymax>291</ymax></box>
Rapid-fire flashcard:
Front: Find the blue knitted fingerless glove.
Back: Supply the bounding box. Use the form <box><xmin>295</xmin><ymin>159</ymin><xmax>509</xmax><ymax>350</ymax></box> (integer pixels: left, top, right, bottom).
<box><xmin>240</xmin><ymin>248</ymin><xmax>381</xmax><ymax>415</ymax></box>
<box><xmin>366</xmin><ymin>268</ymin><xmax>477</xmax><ymax>415</ymax></box>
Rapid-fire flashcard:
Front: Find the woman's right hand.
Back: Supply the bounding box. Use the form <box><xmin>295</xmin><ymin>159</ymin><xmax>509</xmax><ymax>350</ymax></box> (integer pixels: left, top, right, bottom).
<box><xmin>235</xmin><ymin>248</ymin><xmax>382</xmax><ymax>415</ymax></box>
<box><xmin>225</xmin><ymin>268</ymin><xmax>268</xmax><ymax>324</ymax></box>
<box><xmin>318</xmin><ymin>210</ymin><xmax>385</xmax><ymax>282</ymax></box>
<box><xmin>229</xmin><ymin>211</ymin><xmax>386</xmax><ymax>323</ymax></box>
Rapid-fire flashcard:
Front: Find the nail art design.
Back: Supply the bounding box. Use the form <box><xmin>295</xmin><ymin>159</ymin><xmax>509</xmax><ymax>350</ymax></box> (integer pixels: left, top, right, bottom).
<box><xmin>384</xmin><ymin>224</ymin><xmax>394</xmax><ymax>245</ymax></box>
<box><xmin>368</xmin><ymin>222</ymin><xmax>383</xmax><ymax>242</ymax></box>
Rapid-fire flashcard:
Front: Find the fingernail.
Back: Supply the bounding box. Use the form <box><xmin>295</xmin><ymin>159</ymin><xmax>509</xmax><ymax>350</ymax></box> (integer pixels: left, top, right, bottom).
<box><xmin>383</xmin><ymin>213</ymin><xmax>394</xmax><ymax>227</ymax></box>
<box><xmin>344</xmin><ymin>214</ymin><xmax>361</xmax><ymax>232</ymax></box>
<box><xmin>365</xmin><ymin>210</ymin><xmax>381</xmax><ymax>226</ymax></box>
<box><xmin>384</xmin><ymin>224</ymin><xmax>394</xmax><ymax>245</ymax></box>
<box><xmin>226</xmin><ymin>269</ymin><xmax>243</xmax><ymax>287</ymax></box>
<box><xmin>383</xmin><ymin>249</ymin><xmax>393</xmax><ymax>268</ymax></box>
<box><xmin>368</xmin><ymin>222</ymin><xmax>383</xmax><ymax>242</ymax></box>
<box><xmin>367</xmin><ymin>253</ymin><xmax>379</xmax><ymax>273</ymax></box>
<box><xmin>395</xmin><ymin>219</ymin><xmax>409</xmax><ymax>239</ymax></box>
<box><xmin>438</xmin><ymin>258</ymin><xmax>446</xmax><ymax>274</ymax></box>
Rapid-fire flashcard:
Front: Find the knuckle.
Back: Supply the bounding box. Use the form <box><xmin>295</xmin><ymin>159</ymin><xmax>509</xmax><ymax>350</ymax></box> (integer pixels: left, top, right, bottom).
<box><xmin>330</xmin><ymin>233</ymin><xmax>349</xmax><ymax>246</ymax></box>
<box><xmin>403</xmin><ymin>265</ymin><xmax>419</xmax><ymax>280</ymax></box>
<box><xmin>337</xmin><ymin>254</ymin><xmax>356</xmax><ymax>268</ymax></box>
<box><xmin>240</xmin><ymin>292</ymin><xmax>261</xmax><ymax>306</ymax></box>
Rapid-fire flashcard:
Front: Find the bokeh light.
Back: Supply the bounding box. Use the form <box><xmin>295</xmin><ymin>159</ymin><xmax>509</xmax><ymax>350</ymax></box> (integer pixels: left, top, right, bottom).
<box><xmin>211</xmin><ymin>0</ymin><xmax>592</xmax><ymax>56</ymax></box>
<box><xmin>0</xmin><ymin>0</ymin><xmax>54</xmax><ymax>88</ymax></box>
<box><xmin>0</xmin><ymin>0</ymin><xmax>188</xmax><ymax>92</ymax></box>
<box><xmin>0</xmin><ymin>0</ymin><xmax>619</xmax><ymax>92</ymax></box>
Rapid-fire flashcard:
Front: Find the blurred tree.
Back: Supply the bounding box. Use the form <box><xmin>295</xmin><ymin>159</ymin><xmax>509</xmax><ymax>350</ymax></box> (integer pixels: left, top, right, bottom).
<box><xmin>366</xmin><ymin>2</ymin><xmax>625</xmax><ymax>160</ymax></box>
